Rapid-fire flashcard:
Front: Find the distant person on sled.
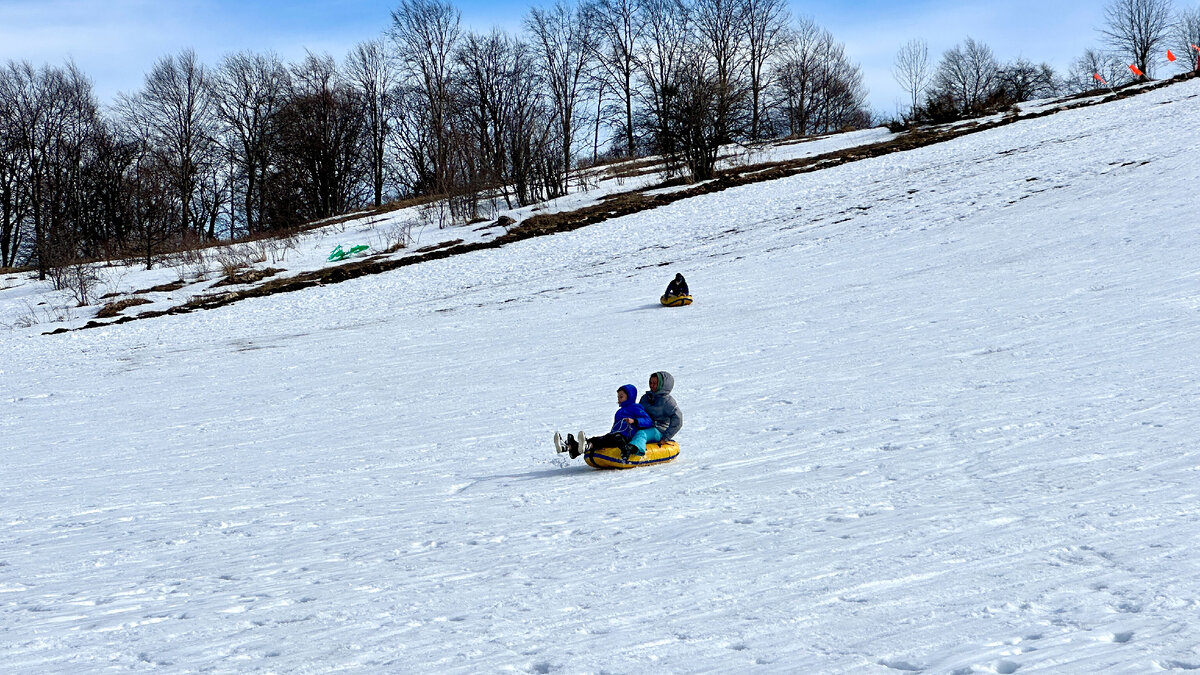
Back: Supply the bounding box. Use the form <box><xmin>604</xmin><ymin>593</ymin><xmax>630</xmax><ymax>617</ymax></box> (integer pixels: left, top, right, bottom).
<box><xmin>558</xmin><ymin>384</ymin><xmax>654</xmax><ymax>462</ymax></box>
<box><xmin>661</xmin><ymin>273</ymin><xmax>692</xmax><ymax>306</ymax></box>
<box><xmin>665</xmin><ymin>273</ymin><xmax>688</xmax><ymax>298</ymax></box>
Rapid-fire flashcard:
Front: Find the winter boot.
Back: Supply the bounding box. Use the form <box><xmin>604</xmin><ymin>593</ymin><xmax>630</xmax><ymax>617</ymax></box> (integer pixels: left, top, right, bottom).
<box><xmin>554</xmin><ymin>431</ymin><xmax>565</xmax><ymax>454</ymax></box>
<box><xmin>577</xmin><ymin>431</ymin><xmax>589</xmax><ymax>456</ymax></box>
<box><xmin>567</xmin><ymin>433</ymin><xmax>581</xmax><ymax>459</ymax></box>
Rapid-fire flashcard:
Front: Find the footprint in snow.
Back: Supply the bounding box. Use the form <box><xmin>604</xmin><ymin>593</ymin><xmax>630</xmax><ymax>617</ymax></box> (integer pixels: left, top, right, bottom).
<box><xmin>1157</xmin><ymin>660</ymin><xmax>1200</xmax><ymax>671</ymax></box>
<box><xmin>878</xmin><ymin>659</ymin><xmax>924</xmax><ymax>671</ymax></box>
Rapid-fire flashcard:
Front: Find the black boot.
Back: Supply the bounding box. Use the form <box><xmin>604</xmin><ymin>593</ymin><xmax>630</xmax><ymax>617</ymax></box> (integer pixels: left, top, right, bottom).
<box><xmin>567</xmin><ymin>434</ymin><xmax>581</xmax><ymax>459</ymax></box>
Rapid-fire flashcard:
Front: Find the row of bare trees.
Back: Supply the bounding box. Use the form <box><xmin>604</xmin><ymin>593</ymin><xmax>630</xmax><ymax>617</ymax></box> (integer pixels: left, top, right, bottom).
<box><xmin>2</xmin><ymin>0</ymin><xmax>871</xmax><ymax>277</ymax></box>
<box><xmin>388</xmin><ymin>0</ymin><xmax>869</xmax><ymax>188</ymax></box>
<box><xmin>893</xmin><ymin>0</ymin><xmax>1200</xmax><ymax>125</ymax></box>
<box><xmin>893</xmin><ymin>37</ymin><xmax>1063</xmax><ymax>123</ymax></box>
<box><xmin>0</xmin><ymin>51</ymin><xmax>377</xmax><ymax>278</ymax></box>
<box><xmin>0</xmin><ymin>62</ymin><xmax>106</xmax><ymax>277</ymax></box>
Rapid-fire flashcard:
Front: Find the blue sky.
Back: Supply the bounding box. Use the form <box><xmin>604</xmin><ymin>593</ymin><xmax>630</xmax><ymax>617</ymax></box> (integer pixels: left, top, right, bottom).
<box><xmin>1</xmin><ymin>0</ymin><xmax>1196</xmax><ymax>114</ymax></box>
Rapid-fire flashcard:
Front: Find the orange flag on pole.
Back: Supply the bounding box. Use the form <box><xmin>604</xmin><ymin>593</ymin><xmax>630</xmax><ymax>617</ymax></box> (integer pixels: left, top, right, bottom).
<box><xmin>1129</xmin><ymin>64</ymin><xmax>1144</xmax><ymax>77</ymax></box>
<box><xmin>1093</xmin><ymin>73</ymin><xmax>1107</xmax><ymax>84</ymax></box>
<box><xmin>1167</xmin><ymin>50</ymin><xmax>1176</xmax><ymax>62</ymax></box>
<box><xmin>1193</xmin><ymin>44</ymin><xmax>1200</xmax><ymax>52</ymax></box>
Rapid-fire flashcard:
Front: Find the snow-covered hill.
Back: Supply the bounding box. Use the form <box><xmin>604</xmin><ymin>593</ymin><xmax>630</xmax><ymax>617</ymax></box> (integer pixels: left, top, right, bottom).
<box><xmin>4</xmin><ymin>78</ymin><xmax>1200</xmax><ymax>673</ymax></box>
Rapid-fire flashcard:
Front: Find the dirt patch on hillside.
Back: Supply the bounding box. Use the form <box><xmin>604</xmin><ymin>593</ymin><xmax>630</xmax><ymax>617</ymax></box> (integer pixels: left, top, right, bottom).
<box><xmin>213</xmin><ymin>267</ymin><xmax>284</xmax><ymax>288</ymax></box>
<box><xmin>94</xmin><ymin>297</ymin><xmax>153</xmax><ymax>319</ymax></box>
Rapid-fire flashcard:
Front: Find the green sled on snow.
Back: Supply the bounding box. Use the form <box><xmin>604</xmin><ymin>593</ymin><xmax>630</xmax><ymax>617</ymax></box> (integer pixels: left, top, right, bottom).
<box><xmin>328</xmin><ymin>244</ymin><xmax>370</xmax><ymax>262</ymax></box>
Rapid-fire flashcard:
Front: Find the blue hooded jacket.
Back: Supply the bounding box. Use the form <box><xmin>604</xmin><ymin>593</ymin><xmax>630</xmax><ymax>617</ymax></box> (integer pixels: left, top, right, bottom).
<box><xmin>611</xmin><ymin>384</ymin><xmax>654</xmax><ymax>439</ymax></box>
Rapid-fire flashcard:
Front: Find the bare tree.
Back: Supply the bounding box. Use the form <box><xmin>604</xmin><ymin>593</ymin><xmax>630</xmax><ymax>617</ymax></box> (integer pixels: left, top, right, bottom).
<box><xmin>587</xmin><ymin>0</ymin><xmax>643</xmax><ymax>157</ymax></box>
<box><xmin>929</xmin><ymin>37</ymin><xmax>999</xmax><ymax>114</ymax></box>
<box><xmin>500</xmin><ymin>43</ymin><xmax>559</xmax><ymax>207</ymax></box>
<box><xmin>346</xmin><ymin>40</ymin><xmax>400</xmax><ymax>207</ymax></box>
<box><xmin>1099</xmin><ymin>0</ymin><xmax>1175</xmax><ymax>78</ymax></box>
<box><xmin>995</xmin><ymin>58</ymin><xmax>1059</xmax><ymax>103</ymax></box>
<box><xmin>1</xmin><ymin>61</ymin><xmax>102</xmax><ymax>278</ymax></box>
<box><xmin>693</xmin><ymin>0</ymin><xmax>748</xmax><ymax>146</ymax></box>
<box><xmin>389</xmin><ymin>0</ymin><xmax>462</xmax><ymax>197</ymax></box>
<box><xmin>1174</xmin><ymin>8</ymin><xmax>1200</xmax><ymax>73</ymax></box>
<box><xmin>455</xmin><ymin>31</ymin><xmax>515</xmax><ymax>205</ymax></box>
<box><xmin>527</xmin><ymin>0</ymin><xmax>599</xmax><ymax>195</ymax></box>
<box><xmin>637</xmin><ymin>0</ymin><xmax>692</xmax><ymax>164</ymax></box>
<box><xmin>740</xmin><ymin>0</ymin><xmax>789</xmax><ymax>140</ymax></box>
<box><xmin>771</xmin><ymin>18</ymin><xmax>821</xmax><ymax>136</ymax></box>
<box><xmin>453</xmin><ymin>30</ymin><xmax>513</xmax><ymax>211</ymax></box>
<box><xmin>119</xmin><ymin>49</ymin><xmax>220</xmax><ymax>241</ymax></box>
<box><xmin>77</xmin><ymin>120</ymin><xmax>138</xmax><ymax>257</ymax></box>
<box><xmin>893</xmin><ymin>38</ymin><xmax>931</xmax><ymax>116</ymax></box>
<box><xmin>0</xmin><ymin>149</ymin><xmax>26</xmax><ymax>268</ymax></box>
<box><xmin>454</xmin><ymin>30</ymin><xmax>557</xmax><ymax>209</ymax></box>
<box><xmin>582</xmin><ymin>50</ymin><xmax>612</xmax><ymax>163</ymax></box>
<box><xmin>1064</xmin><ymin>48</ymin><xmax>1130</xmax><ymax>92</ymax></box>
<box><xmin>126</xmin><ymin>144</ymin><xmax>176</xmax><ymax>271</ymax></box>
<box><xmin>808</xmin><ymin>37</ymin><xmax>869</xmax><ymax>133</ymax></box>
<box><xmin>0</xmin><ymin>67</ymin><xmax>30</xmax><ymax>268</ymax></box>
<box><xmin>770</xmin><ymin>19</ymin><xmax>867</xmax><ymax>137</ymax></box>
<box><xmin>665</xmin><ymin>54</ymin><xmax>722</xmax><ymax>180</ymax></box>
<box><xmin>269</xmin><ymin>52</ymin><xmax>369</xmax><ymax>225</ymax></box>
<box><xmin>211</xmin><ymin>51</ymin><xmax>289</xmax><ymax>235</ymax></box>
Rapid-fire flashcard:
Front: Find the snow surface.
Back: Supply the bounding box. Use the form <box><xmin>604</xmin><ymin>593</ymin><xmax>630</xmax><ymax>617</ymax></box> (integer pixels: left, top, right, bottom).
<box><xmin>3</xmin><ymin>80</ymin><xmax>1200</xmax><ymax>673</ymax></box>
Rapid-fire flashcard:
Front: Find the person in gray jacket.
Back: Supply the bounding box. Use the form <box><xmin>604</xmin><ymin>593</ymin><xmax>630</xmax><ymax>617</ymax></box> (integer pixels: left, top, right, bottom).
<box><xmin>634</xmin><ymin>371</ymin><xmax>683</xmax><ymax>450</ymax></box>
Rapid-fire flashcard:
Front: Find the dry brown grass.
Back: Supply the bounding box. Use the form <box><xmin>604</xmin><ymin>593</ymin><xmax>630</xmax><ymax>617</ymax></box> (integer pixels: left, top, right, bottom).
<box><xmin>94</xmin><ymin>297</ymin><xmax>152</xmax><ymax>319</ymax></box>
<box><xmin>212</xmin><ymin>267</ymin><xmax>284</xmax><ymax>288</ymax></box>
<box><xmin>138</xmin><ymin>280</ymin><xmax>188</xmax><ymax>294</ymax></box>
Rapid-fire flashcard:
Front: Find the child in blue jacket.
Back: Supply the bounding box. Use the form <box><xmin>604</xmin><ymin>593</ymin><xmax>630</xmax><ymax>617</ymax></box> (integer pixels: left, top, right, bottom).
<box><xmin>560</xmin><ymin>384</ymin><xmax>654</xmax><ymax>462</ymax></box>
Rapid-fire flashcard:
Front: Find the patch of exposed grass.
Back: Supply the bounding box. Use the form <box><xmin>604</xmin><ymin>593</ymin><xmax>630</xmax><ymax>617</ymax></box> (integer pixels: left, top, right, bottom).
<box><xmin>94</xmin><ymin>297</ymin><xmax>153</xmax><ymax>319</ymax></box>
<box><xmin>212</xmin><ymin>267</ymin><xmax>284</xmax><ymax>288</ymax></box>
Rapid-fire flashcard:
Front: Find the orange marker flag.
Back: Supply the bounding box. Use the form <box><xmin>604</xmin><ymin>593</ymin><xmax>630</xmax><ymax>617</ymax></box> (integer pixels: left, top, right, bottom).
<box><xmin>1129</xmin><ymin>64</ymin><xmax>1144</xmax><ymax>77</ymax></box>
<box><xmin>1193</xmin><ymin>44</ymin><xmax>1200</xmax><ymax>52</ymax></box>
<box><xmin>1167</xmin><ymin>50</ymin><xmax>1176</xmax><ymax>62</ymax></box>
<box><xmin>1093</xmin><ymin>73</ymin><xmax>1108</xmax><ymax>84</ymax></box>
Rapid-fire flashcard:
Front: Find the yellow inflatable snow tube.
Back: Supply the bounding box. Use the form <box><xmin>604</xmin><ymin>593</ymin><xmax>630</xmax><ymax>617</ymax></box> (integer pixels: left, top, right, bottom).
<box><xmin>585</xmin><ymin>440</ymin><xmax>680</xmax><ymax>470</ymax></box>
<box><xmin>660</xmin><ymin>294</ymin><xmax>693</xmax><ymax>307</ymax></box>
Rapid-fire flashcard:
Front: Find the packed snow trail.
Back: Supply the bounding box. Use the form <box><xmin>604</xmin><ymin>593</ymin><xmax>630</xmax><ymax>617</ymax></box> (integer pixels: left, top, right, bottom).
<box><xmin>3</xmin><ymin>80</ymin><xmax>1200</xmax><ymax>672</ymax></box>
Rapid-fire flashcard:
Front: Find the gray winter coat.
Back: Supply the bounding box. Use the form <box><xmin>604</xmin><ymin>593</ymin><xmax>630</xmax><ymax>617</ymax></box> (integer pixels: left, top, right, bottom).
<box><xmin>639</xmin><ymin>371</ymin><xmax>683</xmax><ymax>442</ymax></box>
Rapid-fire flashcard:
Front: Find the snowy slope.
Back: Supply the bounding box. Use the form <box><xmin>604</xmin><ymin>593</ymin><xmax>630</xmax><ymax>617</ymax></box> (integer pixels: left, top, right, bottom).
<box><xmin>3</xmin><ymin>79</ymin><xmax>1200</xmax><ymax>673</ymax></box>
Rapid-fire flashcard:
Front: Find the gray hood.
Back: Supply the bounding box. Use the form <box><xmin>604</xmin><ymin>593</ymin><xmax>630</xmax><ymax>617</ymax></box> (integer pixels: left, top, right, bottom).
<box><xmin>641</xmin><ymin>371</ymin><xmax>682</xmax><ymax>441</ymax></box>
<box><xmin>652</xmin><ymin>371</ymin><xmax>674</xmax><ymax>396</ymax></box>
